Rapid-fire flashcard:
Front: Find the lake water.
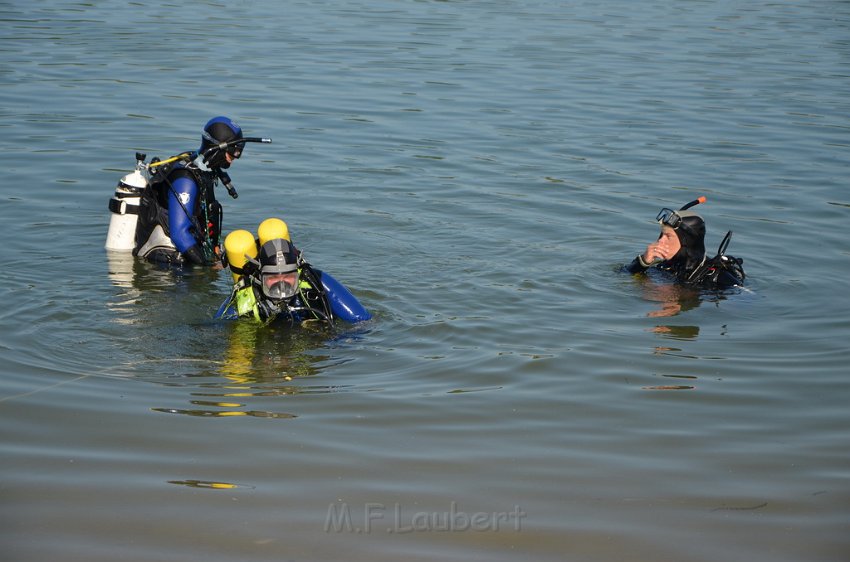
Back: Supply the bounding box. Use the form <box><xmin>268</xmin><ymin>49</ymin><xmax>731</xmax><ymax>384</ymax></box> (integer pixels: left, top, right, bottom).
<box><xmin>1</xmin><ymin>1</ymin><xmax>849</xmax><ymax>560</ymax></box>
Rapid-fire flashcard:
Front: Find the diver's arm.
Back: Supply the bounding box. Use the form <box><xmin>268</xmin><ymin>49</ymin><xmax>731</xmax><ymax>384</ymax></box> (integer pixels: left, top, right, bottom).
<box><xmin>167</xmin><ymin>176</ymin><xmax>206</xmax><ymax>265</ymax></box>
<box><xmin>626</xmin><ymin>254</ymin><xmax>653</xmax><ymax>274</ymax></box>
<box><xmin>183</xmin><ymin>245</ymin><xmax>207</xmax><ymax>265</ymax></box>
<box><xmin>627</xmin><ymin>236</ymin><xmax>676</xmax><ymax>274</ymax></box>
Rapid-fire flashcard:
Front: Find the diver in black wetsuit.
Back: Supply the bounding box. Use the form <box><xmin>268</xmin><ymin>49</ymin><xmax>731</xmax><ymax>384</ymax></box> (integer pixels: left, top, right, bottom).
<box><xmin>625</xmin><ymin>196</ymin><xmax>745</xmax><ymax>290</ymax></box>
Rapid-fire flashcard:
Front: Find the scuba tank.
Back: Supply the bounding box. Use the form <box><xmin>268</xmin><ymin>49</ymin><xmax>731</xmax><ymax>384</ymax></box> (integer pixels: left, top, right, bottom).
<box><xmin>224</xmin><ymin>229</ymin><xmax>259</xmax><ymax>283</ymax></box>
<box><xmin>105</xmin><ymin>152</ymin><xmax>149</xmax><ymax>251</ymax></box>
<box><xmin>258</xmin><ymin>217</ymin><xmax>290</xmax><ymax>246</ymax></box>
<box><xmin>106</xmin><ymin>134</ymin><xmax>271</xmax><ymax>255</ymax></box>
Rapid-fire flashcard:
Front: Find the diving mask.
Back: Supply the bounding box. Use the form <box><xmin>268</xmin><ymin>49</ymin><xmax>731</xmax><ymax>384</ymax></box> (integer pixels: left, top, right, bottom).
<box><xmin>656</xmin><ymin>207</ymin><xmax>703</xmax><ymax>239</ymax></box>
<box><xmin>261</xmin><ymin>268</ymin><xmax>299</xmax><ymax>300</ymax></box>
<box><xmin>656</xmin><ymin>208</ymin><xmax>684</xmax><ymax>229</ymax></box>
<box><xmin>657</xmin><ymin>196</ymin><xmax>707</xmax><ymax>229</ymax></box>
<box><xmin>226</xmin><ymin>141</ymin><xmax>244</xmax><ymax>159</ymax></box>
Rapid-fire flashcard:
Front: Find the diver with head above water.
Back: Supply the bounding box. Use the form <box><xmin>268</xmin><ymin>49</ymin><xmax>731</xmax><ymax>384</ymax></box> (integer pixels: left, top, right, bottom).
<box><xmin>215</xmin><ymin>218</ymin><xmax>372</xmax><ymax>327</ymax></box>
<box><xmin>105</xmin><ymin>116</ymin><xmax>271</xmax><ymax>266</ymax></box>
<box><xmin>625</xmin><ymin>196</ymin><xmax>745</xmax><ymax>290</ymax></box>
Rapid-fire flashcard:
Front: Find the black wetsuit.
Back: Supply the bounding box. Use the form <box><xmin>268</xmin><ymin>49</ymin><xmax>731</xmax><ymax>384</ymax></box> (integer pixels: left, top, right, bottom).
<box><xmin>626</xmin><ymin>253</ymin><xmax>745</xmax><ymax>290</ymax></box>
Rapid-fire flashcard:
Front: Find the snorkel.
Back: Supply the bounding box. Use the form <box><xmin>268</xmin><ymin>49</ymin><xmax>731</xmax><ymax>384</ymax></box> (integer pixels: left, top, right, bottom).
<box><xmin>680</xmin><ymin>195</ymin><xmax>706</xmax><ymax>212</ymax></box>
<box><xmin>144</xmin><ymin>137</ymin><xmax>273</xmax><ymax>199</ymax></box>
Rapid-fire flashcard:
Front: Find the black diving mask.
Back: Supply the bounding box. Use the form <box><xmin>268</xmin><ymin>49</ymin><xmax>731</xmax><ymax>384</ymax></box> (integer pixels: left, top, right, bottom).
<box><xmin>657</xmin><ymin>196</ymin><xmax>707</xmax><ymax>230</ymax></box>
<box><xmin>226</xmin><ymin>142</ymin><xmax>244</xmax><ymax>159</ymax></box>
<box><xmin>656</xmin><ymin>208</ymin><xmax>684</xmax><ymax>229</ymax></box>
<box><xmin>657</xmin><ymin>207</ymin><xmax>702</xmax><ymax>238</ymax></box>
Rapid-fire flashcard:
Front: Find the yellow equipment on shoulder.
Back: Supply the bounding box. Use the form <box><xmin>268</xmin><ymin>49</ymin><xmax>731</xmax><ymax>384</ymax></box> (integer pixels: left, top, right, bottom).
<box><xmin>258</xmin><ymin>217</ymin><xmax>290</xmax><ymax>245</ymax></box>
<box><xmin>224</xmin><ymin>229</ymin><xmax>259</xmax><ymax>283</ymax></box>
<box><xmin>221</xmin><ymin>218</ymin><xmax>297</xmax><ymax>324</ymax></box>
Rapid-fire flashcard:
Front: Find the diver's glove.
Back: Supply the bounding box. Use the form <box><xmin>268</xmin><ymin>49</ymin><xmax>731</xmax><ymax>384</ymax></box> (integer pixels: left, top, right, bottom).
<box><xmin>183</xmin><ymin>244</ymin><xmax>208</xmax><ymax>266</ymax></box>
<box><xmin>626</xmin><ymin>254</ymin><xmax>652</xmax><ymax>274</ymax></box>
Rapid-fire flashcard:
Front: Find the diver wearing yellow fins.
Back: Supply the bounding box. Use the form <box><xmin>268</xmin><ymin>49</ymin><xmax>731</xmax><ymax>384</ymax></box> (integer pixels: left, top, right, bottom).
<box><xmin>215</xmin><ymin>218</ymin><xmax>371</xmax><ymax>326</ymax></box>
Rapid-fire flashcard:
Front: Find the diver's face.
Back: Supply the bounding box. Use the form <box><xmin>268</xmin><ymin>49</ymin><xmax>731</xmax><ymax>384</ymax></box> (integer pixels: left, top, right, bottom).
<box><xmin>264</xmin><ymin>272</ymin><xmax>297</xmax><ymax>289</ymax></box>
<box><xmin>656</xmin><ymin>226</ymin><xmax>682</xmax><ymax>259</ymax></box>
<box><xmin>261</xmin><ymin>271</ymin><xmax>299</xmax><ymax>301</ymax></box>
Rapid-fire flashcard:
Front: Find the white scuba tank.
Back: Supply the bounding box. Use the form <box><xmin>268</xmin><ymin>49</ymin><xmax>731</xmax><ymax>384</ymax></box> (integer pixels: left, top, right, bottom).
<box><xmin>105</xmin><ymin>153</ymin><xmax>149</xmax><ymax>251</ymax></box>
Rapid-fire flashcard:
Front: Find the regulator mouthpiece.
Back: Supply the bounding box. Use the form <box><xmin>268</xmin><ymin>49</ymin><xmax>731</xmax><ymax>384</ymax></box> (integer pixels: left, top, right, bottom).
<box><xmin>218</xmin><ymin>170</ymin><xmax>238</xmax><ymax>199</ymax></box>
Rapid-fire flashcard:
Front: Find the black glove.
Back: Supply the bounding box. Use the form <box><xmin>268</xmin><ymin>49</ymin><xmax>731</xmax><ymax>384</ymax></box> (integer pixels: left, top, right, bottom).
<box><xmin>625</xmin><ymin>255</ymin><xmax>651</xmax><ymax>274</ymax></box>
<box><xmin>183</xmin><ymin>244</ymin><xmax>208</xmax><ymax>266</ymax></box>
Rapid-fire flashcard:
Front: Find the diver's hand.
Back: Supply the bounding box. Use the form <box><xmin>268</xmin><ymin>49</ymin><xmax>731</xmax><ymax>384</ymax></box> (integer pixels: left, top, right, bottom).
<box><xmin>643</xmin><ymin>237</ymin><xmax>677</xmax><ymax>263</ymax></box>
<box><xmin>183</xmin><ymin>245</ymin><xmax>208</xmax><ymax>266</ymax></box>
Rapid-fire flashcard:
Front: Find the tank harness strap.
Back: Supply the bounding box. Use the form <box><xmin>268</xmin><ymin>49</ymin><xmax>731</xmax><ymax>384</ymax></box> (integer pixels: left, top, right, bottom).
<box><xmin>230</xmin><ymin>258</ymin><xmax>260</xmax><ymax>279</ymax></box>
<box><xmin>142</xmin><ymin>156</ymin><xmax>199</xmax><ymax>229</ymax></box>
<box><xmin>685</xmin><ymin>256</ymin><xmax>708</xmax><ymax>282</ymax></box>
<box><xmin>158</xmin><ymin>164</ymin><xmax>217</xmax><ymax>261</ymax></box>
<box><xmin>108</xmin><ymin>197</ymin><xmax>140</xmax><ymax>215</ymax></box>
<box><xmin>298</xmin><ymin>264</ymin><xmax>335</xmax><ymax>325</ymax></box>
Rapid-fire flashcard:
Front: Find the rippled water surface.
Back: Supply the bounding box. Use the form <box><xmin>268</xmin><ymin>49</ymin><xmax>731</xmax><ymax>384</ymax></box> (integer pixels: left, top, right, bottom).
<box><xmin>2</xmin><ymin>1</ymin><xmax>849</xmax><ymax>561</ymax></box>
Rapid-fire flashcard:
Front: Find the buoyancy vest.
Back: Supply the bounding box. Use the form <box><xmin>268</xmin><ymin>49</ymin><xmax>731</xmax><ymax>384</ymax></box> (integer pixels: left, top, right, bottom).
<box><xmin>221</xmin><ymin>263</ymin><xmax>336</xmax><ymax>326</ymax></box>
<box><xmin>630</xmin><ymin>252</ymin><xmax>745</xmax><ymax>290</ymax></box>
<box><xmin>683</xmin><ymin>254</ymin><xmax>746</xmax><ymax>289</ymax></box>
<box><xmin>133</xmin><ymin>159</ymin><xmax>222</xmax><ymax>264</ymax></box>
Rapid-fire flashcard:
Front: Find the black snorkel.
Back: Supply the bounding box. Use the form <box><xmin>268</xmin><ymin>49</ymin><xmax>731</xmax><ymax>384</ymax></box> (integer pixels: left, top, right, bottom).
<box><xmin>679</xmin><ymin>195</ymin><xmax>707</xmax><ymax>212</ymax></box>
<box><xmin>201</xmin><ymin>137</ymin><xmax>273</xmax><ymax>199</ymax></box>
<box><xmin>676</xmin><ymin>196</ymin><xmax>734</xmax><ymax>260</ymax></box>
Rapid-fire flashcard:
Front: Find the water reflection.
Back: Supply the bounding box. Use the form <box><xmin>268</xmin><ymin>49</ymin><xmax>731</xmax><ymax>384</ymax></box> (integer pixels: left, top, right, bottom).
<box><xmin>630</xmin><ymin>276</ymin><xmax>704</xmax><ymax>390</ymax></box>
<box><xmin>106</xmin><ymin>253</ymin><xmax>366</xmax><ymax>417</ymax></box>
<box><xmin>629</xmin><ymin>275</ymin><xmax>702</xmax><ymax>343</ymax></box>
<box><xmin>152</xmin><ymin>407</ymin><xmax>298</xmax><ymax>418</ymax></box>
<box><xmin>642</xmin><ymin>374</ymin><xmax>697</xmax><ymax>391</ymax></box>
<box><xmin>633</xmin><ymin>278</ymin><xmax>745</xmax><ymax>389</ymax></box>
<box><xmin>637</xmin><ymin>277</ymin><xmax>702</xmax><ymax>320</ymax></box>
<box><xmin>148</xmin><ymin>320</ymin><xmax>354</xmax><ymax>418</ymax></box>
<box><xmin>106</xmin><ymin>250</ymin><xmax>221</xmax><ymax>293</ymax></box>
<box><xmin>167</xmin><ymin>479</ymin><xmax>253</xmax><ymax>490</ymax></box>
<box><xmin>650</xmin><ymin>324</ymin><xmax>701</xmax><ymax>341</ymax></box>
<box><xmin>219</xmin><ymin>320</ymin><xmax>330</xmax><ymax>384</ymax></box>
<box><xmin>105</xmin><ymin>251</ymin><xmax>139</xmax><ymax>291</ymax></box>
<box><xmin>105</xmin><ymin>251</ymin><xmax>223</xmax><ymax>326</ymax></box>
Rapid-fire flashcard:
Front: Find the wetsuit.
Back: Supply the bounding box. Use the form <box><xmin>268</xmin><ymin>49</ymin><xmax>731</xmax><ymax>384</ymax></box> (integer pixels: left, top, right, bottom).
<box><xmin>133</xmin><ymin>157</ymin><xmax>222</xmax><ymax>266</ymax></box>
<box><xmin>217</xmin><ymin>264</ymin><xmax>337</xmax><ymax>325</ymax></box>
<box><xmin>626</xmin><ymin>252</ymin><xmax>745</xmax><ymax>290</ymax></box>
<box><xmin>133</xmin><ymin>116</ymin><xmax>242</xmax><ymax>266</ymax></box>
